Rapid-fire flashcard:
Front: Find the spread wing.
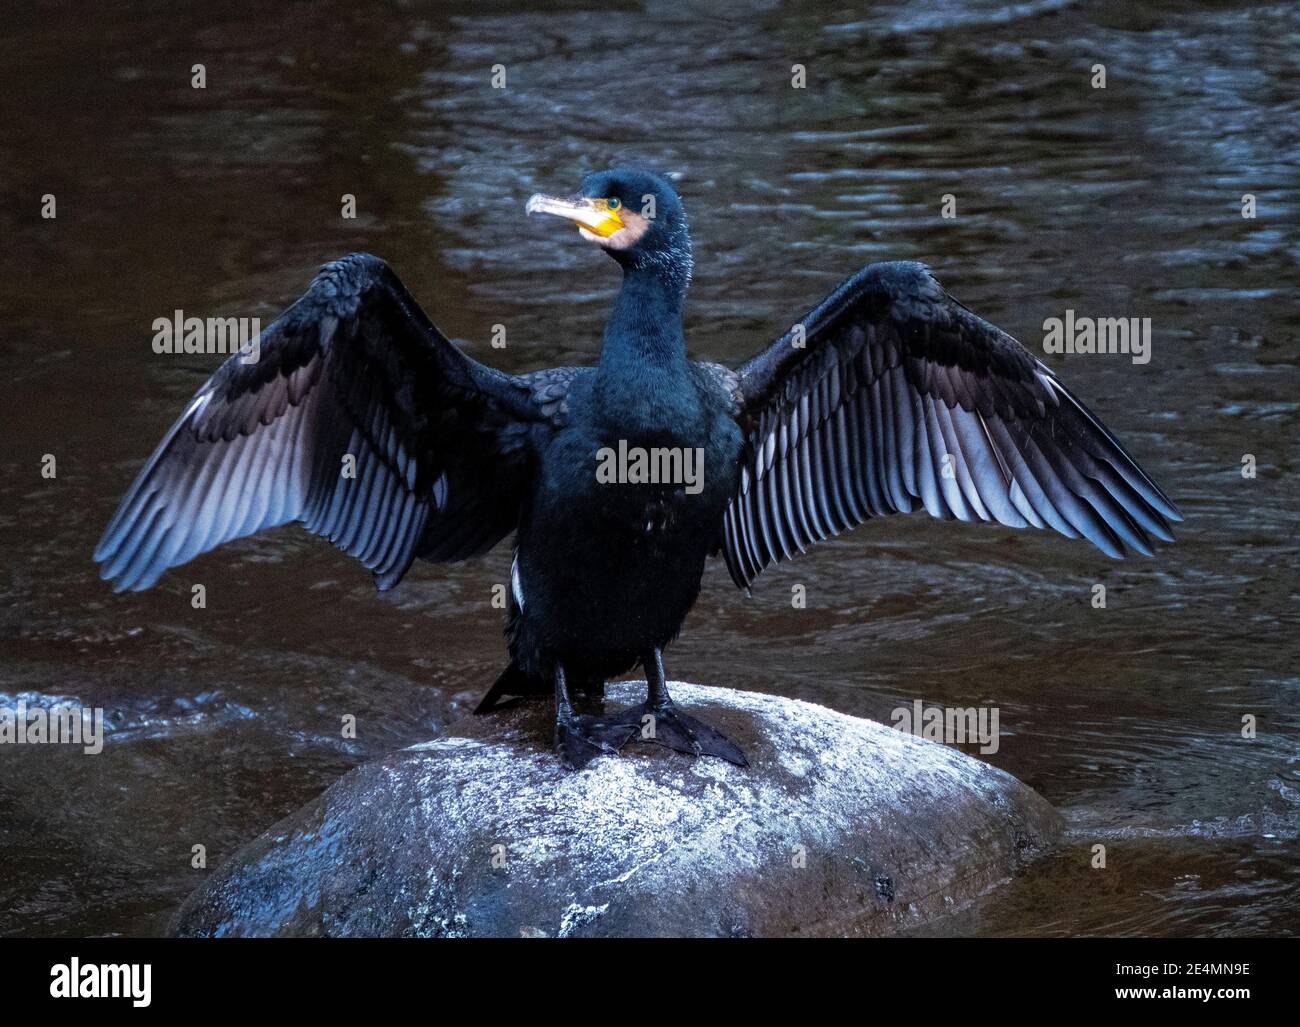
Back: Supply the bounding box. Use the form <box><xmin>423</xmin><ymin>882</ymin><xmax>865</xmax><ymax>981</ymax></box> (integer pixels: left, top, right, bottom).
<box><xmin>719</xmin><ymin>261</ymin><xmax>1181</xmax><ymax>591</ymax></box>
<box><xmin>95</xmin><ymin>253</ymin><xmax>554</xmax><ymax>592</ymax></box>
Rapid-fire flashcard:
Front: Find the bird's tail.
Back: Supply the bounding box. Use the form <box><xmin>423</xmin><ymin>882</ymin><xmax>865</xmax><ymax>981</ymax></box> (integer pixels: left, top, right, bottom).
<box><xmin>473</xmin><ymin>661</ymin><xmax>548</xmax><ymax>714</ymax></box>
<box><xmin>473</xmin><ymin>661</ymin><xmax>609</xmax><ymax>714</ymax></box>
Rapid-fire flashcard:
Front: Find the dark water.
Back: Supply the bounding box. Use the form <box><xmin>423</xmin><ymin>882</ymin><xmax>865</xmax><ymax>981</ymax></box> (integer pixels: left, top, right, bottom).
<box><xmin>1</xmin><ymin>0</ymin><xmax>1297</xmax><ymax>937</ymax></box>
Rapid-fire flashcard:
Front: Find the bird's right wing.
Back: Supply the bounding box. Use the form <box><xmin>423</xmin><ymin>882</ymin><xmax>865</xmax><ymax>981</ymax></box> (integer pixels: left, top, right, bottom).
<box><xmin>95</xmin><ymin>253</ymin><xmax>552</xmax><ymax>592</ymax></box>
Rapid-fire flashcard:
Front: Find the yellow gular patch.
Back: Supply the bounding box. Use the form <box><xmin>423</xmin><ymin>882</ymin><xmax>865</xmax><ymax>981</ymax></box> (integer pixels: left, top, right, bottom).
<box><xmin>587</xmin><ymin>209</ymin><xmax>652</xmax><ymax>250</ymax></box>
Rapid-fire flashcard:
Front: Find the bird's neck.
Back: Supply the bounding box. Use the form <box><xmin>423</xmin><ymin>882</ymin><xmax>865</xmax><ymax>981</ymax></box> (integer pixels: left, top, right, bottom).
<box><xmin>598</xmin><ymin>260</ymin><xmax>689</xmax><ymax>376</ymax></box>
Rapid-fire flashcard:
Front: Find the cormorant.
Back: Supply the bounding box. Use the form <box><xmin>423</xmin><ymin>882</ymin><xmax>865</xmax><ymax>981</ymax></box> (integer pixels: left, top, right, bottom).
<box><xmin>95</xmin><ymin>168</ymin><xmax>1181</xmax><ymax>769</ymax></box>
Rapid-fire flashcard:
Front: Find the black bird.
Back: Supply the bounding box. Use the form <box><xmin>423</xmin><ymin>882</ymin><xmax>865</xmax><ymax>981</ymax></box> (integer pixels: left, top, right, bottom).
<box><xmin>95</xmin><ymin>168</ymin><xmax>1181</xmax><ymax>769</ymax></box>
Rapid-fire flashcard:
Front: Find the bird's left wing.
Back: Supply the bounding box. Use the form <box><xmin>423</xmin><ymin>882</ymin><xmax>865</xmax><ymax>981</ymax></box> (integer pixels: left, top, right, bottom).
<box><xmin>719</xmin><ymin>261</ymin><xmax>1181</xmax><ymax>591</ymax></box>
<box><xmin>95</xmin><ymin>253</ymin><xmax>550</xmax><ymax>592</ymax></box>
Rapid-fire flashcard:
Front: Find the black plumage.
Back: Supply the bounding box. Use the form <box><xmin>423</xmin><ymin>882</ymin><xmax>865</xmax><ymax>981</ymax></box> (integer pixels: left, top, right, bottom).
<box><xmin>95</xmin><ymin>168</ymin><xmax>1180</xmax><ymax>769</ymax></box>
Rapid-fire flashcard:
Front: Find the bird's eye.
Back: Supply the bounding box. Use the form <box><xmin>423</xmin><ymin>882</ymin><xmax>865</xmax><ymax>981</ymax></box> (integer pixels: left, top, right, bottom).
<box><xmin>607</xmin><ymin>198</ymin><xmax>621</xmax><ymax>210</ymax></box>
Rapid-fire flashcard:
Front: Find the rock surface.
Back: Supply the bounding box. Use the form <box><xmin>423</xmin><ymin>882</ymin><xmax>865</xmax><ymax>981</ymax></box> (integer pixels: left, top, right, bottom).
<box><xmin>172</xmin><ymin>681</ymin><xmax>1061</xmax><ymax>937</ymax></box>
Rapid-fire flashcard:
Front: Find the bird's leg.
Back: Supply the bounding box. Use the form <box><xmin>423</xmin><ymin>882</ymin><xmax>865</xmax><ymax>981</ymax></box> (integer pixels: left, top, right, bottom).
<box><xmin>553</xmin><ymin>662</ymin><xmax>630</xmax><ymax>770</ymax></box>
<box><xmin>607</xmin><ymin>649</ymin><xmax>748</xmax><ymax>766</ymax></box>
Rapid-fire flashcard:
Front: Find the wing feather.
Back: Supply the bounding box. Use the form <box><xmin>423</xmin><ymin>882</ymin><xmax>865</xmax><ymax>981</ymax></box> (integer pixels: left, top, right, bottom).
<box><xmin>721</xmin><ymin>261</ymin><xmax>1181</xmax><ymax>589</ymax></box>
<box><xmin>96</xmin><ymin>254</ymin><xmax>552</xmax><ymax>593</ymax></box>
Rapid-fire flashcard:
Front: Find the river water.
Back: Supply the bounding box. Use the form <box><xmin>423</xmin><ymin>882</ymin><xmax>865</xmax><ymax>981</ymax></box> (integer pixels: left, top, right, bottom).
<box><xmin>1</xmin><ymin>0</ymin><xmax>1297</xmax><ymax>936</ymax></box>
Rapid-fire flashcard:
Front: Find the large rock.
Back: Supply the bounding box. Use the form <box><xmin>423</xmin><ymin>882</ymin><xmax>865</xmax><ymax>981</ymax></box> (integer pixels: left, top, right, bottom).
<box><xmin>172</xmin><ymin>681</ymin><xmax>1060</xmax><ymax>937</ymax></box>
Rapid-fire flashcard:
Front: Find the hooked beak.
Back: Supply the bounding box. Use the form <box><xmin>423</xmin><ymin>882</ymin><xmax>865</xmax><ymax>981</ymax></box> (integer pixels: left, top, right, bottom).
<box><xmin>525</xmin><ymin>193</ymin><xmax>625</xmax><ymax>239</ymax></box>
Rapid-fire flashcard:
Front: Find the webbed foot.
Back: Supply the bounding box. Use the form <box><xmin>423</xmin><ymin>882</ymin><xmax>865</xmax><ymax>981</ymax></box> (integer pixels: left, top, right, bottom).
<box><xmin>554</xmin><ymin>710</ymin><xmax>636</xmax><ymax>771</ymax></box>
<box><xmin>606</xmin><ymin>700</ymin><xmax>748</xmax><ymax>767</ymax></box>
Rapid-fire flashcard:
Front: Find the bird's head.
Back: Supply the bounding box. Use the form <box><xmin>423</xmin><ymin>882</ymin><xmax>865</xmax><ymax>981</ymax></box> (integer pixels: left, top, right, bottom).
<box><xmin>527</xmin><ymin>168</ymin><xmax>692</xmax><ymax>281</ymax></box>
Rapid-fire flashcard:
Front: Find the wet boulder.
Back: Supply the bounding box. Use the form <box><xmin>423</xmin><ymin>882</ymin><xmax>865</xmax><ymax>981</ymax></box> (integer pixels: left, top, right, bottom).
<box><xmin>172</xmin><ymin>681</ymin><xmax>1060</xmax><ymax>937</ymax></box>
